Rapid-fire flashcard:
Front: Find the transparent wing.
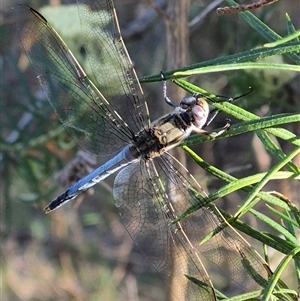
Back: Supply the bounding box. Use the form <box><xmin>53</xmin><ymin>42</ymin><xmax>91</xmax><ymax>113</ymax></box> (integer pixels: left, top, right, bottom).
<box><xmin>77</xmin><ymin>0</ymin><xmax>150</xmax><ymax>135</ymax></box>
<box><xmin>158</xmin><ymin>154</ymin><xmax>271</xmax><ymax>290</ymax></box>
<box><xmin>15</xmin><ymin>5</ymin><xmax>145</xmax><ymax>156</ymax></box>
<box><xmin>114</xmin><ymin>155</ymin><xmax>272</xmax><ymax>300</ymax></box>
<box><xmin>114</xmin><ymin>161</ymin><xmax>216</xmax><ymax>301</ymax></box>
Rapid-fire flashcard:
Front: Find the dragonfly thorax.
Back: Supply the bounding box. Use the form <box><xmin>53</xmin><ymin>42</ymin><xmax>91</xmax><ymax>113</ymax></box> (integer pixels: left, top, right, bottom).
<box><xmin>133</xmin><ymin>114</ymin><xmax>188</xmax><ymax>160</ymax></box>
<box><xmin>134</xmin><ymin>96</ymin><xmax>210</xmax><ymax>160</ymax></box>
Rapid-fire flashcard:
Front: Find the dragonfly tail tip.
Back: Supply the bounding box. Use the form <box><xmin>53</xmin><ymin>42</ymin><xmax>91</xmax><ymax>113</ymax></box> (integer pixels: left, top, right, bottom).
<box><xmin>44</xmin><ymin>205</ymin><xmax>52</xmax><ymax>214</ymax></box>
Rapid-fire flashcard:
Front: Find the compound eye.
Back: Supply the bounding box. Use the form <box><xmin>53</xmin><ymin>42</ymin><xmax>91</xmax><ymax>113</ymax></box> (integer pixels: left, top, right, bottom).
<box><xmin>180</xmin><ymin>96</ymin><xmax>196</xmax><ymax>109</ymax></box>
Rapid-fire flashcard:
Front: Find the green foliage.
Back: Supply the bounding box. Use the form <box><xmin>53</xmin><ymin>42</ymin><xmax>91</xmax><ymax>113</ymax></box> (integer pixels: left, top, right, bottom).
<box><xmin>140</xmin><ymin>4</ymin><xmax>300</xmax><ymax>300</ymax></box>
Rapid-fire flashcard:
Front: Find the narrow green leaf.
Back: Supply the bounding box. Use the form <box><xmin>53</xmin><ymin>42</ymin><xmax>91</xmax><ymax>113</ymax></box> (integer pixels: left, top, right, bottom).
<box><xmin>173</xmin><ymin>63</ymin><xmax>300</xmax><ymax>77</ymax></box>
<box><xmin>217</xmin><ymin>208</ymin><xmax>300</xmax><ymax>259</ymax></box>
<box><xmin>261</xmin><ymin>247</ymin><xmax>300</xmax><ymax>301</ymax></box>
<box><xmin>265</xmin><ymin>204</ymin><xmax>299</xmax><ymax>230</ymax></box>
<box><xmin>285</xmin><ymin>13</ymin><xmax>299</xmax><ymax>39</ymax></box>
<box><xmin>293</xmin><ymin>211</ymin><xmax>300</xmax><ymax>228</ymax></box>
<box><xmin>181</xmin><ymin>145</ymin><xmax>299</xmax><ymax>213</ymax></box>
<box><xmin>184</xmin><ymin>275</ymin><xmax>216</xmax><ymax>298</ymax></box>
<box><xmin>249</xmin><ymin>209</ymin><xmax>299</xmax><ymax>245</ymax></box>
<box><xmin>195</xmin><ymin>172</ymin><xmax>298</xmax><ymax>211</ymax></box>
<box><xmin>265</xmin><ymin>128</ymin><xmax>300</xmax><ymax>148</ymax></box>
<box><xmin>139</xmin><ymin>44</ymin><xmax>300</xmax><ymax>83</ymax></box>
<box><xmin>264</xmin><ymin>31</ymin><xmax>300</xmax><ymax>47</ymax></box>
<box><xmin>256</xmin><ymin>130</ymin><xmax>299</xmax><ymax>173</ymax></box>
<box><xmin>234</xmin><ymin>147</ymin><xmax>300</xmax><ymax>218</ymax></box>
<box><xmin>221</xmin><ymin>290</ymin><xmax>262</xmax><ymax>301</ymax></box>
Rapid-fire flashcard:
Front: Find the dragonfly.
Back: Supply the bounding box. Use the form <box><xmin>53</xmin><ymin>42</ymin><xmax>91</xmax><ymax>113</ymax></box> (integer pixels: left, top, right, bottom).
<box><xmin>15</xmin><ymin>1</ymin><xmax>280</xmax><ymax>300</ymax></box>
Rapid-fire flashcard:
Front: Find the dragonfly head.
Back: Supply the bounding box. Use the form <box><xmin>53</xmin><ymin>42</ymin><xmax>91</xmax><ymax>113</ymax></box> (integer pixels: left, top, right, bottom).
<box><xmin>179</xmin><ymin>95</ymin><xmax>197</xmax><ymax>109</ymax></box>
<box><xmin>180</xmin><ymin>95</ymin><xmax>210</xmax><ymax>129</ymax></box>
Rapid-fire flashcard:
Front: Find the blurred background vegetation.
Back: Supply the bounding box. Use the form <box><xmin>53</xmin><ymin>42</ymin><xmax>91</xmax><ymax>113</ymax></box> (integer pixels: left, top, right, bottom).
<box><xmin>1</xmin><ymin>0</ymin><xmax>299</xmax><ymax>300</ymax></box>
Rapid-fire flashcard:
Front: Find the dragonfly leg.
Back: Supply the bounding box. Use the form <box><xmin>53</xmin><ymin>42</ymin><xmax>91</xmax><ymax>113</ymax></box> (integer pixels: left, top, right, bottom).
<box><xmin>203</xmin><ymin>108</ymin><xmax>220</xmax><ymax>127</ymax></box>
<box><xmin>202</xmin><ymin>87</ymin><xmax>252</xmax><ymax>128</ymax></box>
<box><xmin>193</xmin><ymin>119</ymin><xmax>231</xmax><ymax>138</ymax></box>
<box><xmin>161</xmin><ymin>71</ymin><xmax>178</xmax><ymax>109</ymax></box>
